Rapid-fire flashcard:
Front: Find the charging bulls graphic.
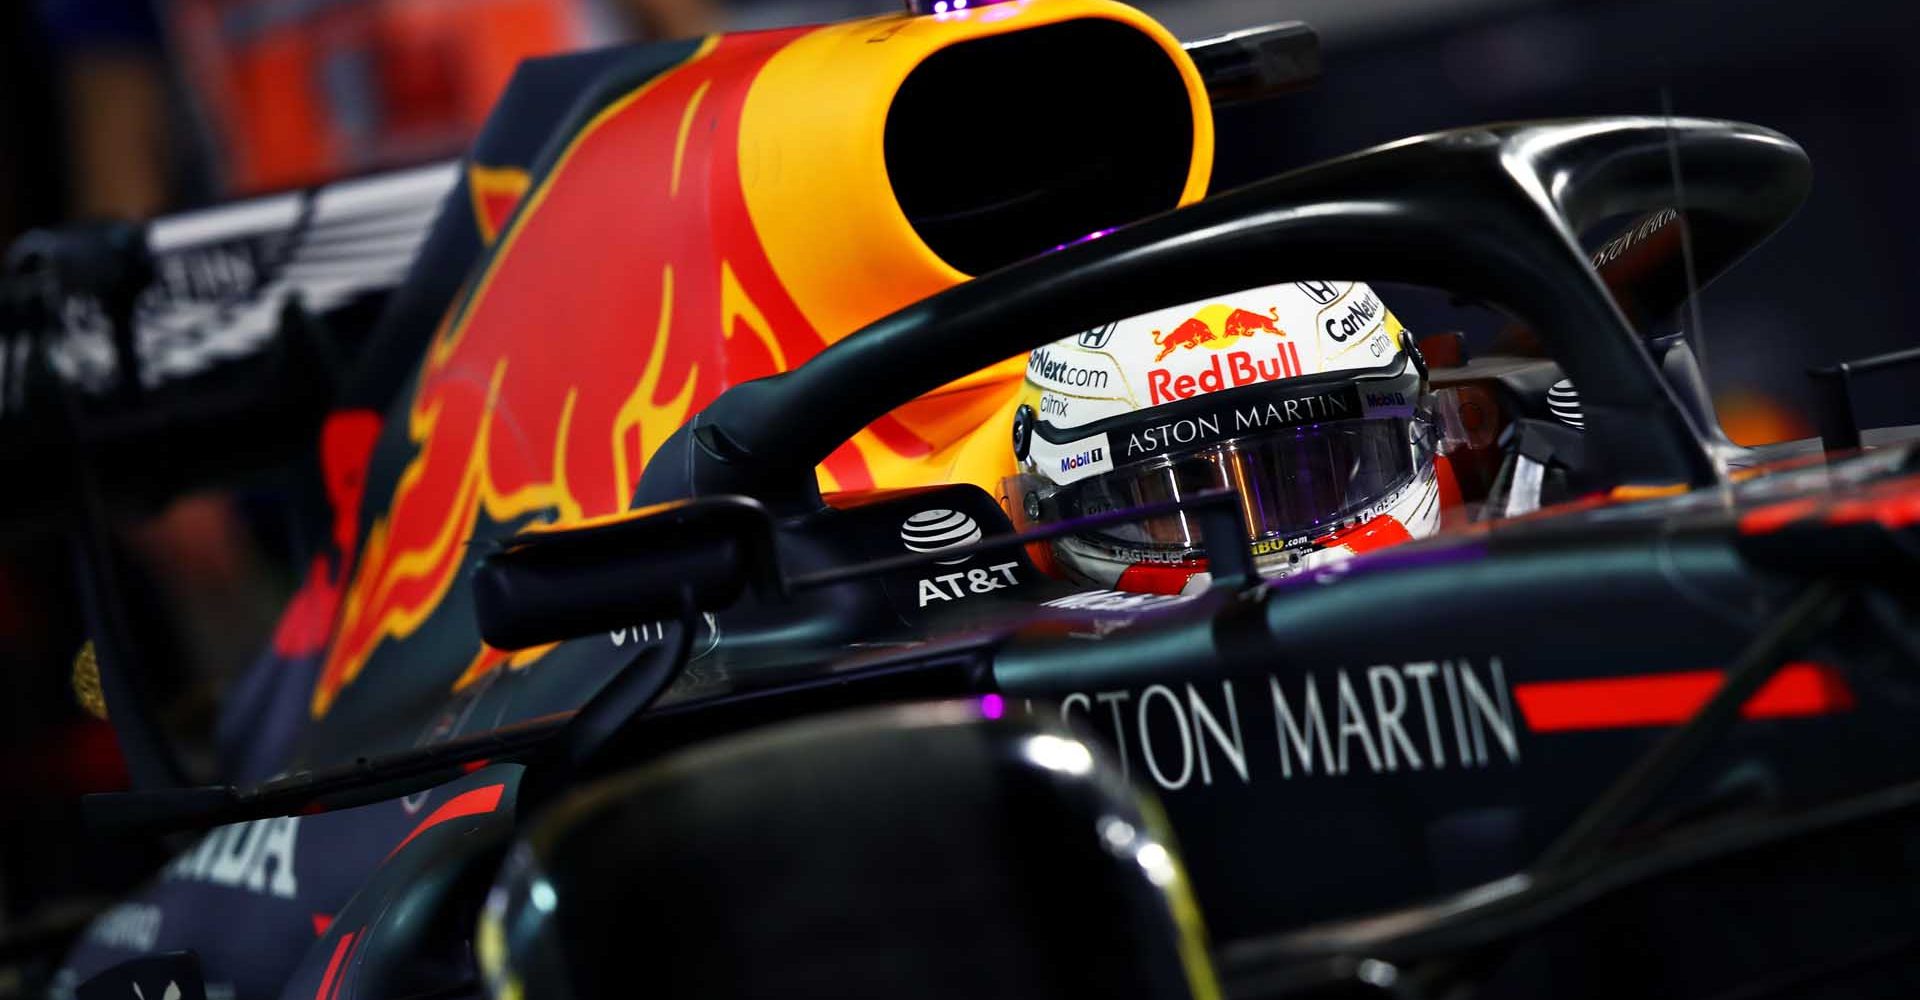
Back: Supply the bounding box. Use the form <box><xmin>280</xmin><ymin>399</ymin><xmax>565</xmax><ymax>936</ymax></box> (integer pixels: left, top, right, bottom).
<box><xmin>1152</xmin><ymin>304</ymin><xmax>1285</xmax><ymax>361</ymax></box>
<box><xmin>311</xmin><ymin>33</ymin><xmax>938</xmax><ymax>717</ymax></box>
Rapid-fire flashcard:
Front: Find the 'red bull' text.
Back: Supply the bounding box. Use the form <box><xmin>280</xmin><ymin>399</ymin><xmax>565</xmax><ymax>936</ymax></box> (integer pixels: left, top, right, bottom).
<box><xmin>1148</xmin><ymin>340</ymin><xmax>1306</xmax><ymax>404</ymax></box>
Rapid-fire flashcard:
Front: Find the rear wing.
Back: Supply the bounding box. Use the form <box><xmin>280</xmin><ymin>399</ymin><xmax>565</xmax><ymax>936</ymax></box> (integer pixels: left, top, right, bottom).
<box><xmin>0</xmin><ymin>164</ymin><xmax>456</xmax><ymax>522</ymax></box>
<box><xmin>13</xmin><ymin>163</ymin><xmax>452</xmax><ymax>397</ymax></box>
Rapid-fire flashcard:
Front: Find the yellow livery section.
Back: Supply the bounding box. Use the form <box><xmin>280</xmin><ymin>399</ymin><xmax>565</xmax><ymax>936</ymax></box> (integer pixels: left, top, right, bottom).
<box><xmin>740</xmin><ymin>0</ymin><xmax>1215</xmax><ymax>497</ymax></box>
<box><xmin>740</xmin><ymin>0</ymin><xmax>1212</xmax><ymax>341</ymax></box>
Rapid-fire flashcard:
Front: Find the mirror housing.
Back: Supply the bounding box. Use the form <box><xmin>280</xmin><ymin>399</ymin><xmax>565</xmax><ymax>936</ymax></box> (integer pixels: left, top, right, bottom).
<box><xmin>472</xmin><ymin>496</ymin><xmax>780</xmax><ymax>650</ymax></box>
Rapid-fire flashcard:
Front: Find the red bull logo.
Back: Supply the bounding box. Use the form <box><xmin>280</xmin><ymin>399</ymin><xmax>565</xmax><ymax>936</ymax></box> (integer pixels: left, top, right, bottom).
<box><xmin>1151</xmin><ymin>304</ymin><xmax>1284</xmax><ymax>362</ymax></box>
<box><xmin>1146</xmin><ymin>341</ymin><xmax>1306</xmax><ymax>404</ymax></box>
<box><xmin>1145</xmin><ymin>302</ymin><xmax>1310</xmax><ymax>404</ymax></box>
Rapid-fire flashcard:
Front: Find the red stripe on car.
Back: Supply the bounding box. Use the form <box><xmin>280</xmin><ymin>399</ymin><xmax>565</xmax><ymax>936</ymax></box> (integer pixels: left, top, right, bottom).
<box><xmin>314</xmin><ymin>930</ymin><xmax>356</xmax><ymax>1000</ymax></box>
<box><xmin>1513</xmin><ymin>662</ymin><xmax>1853</xmax><ymax>732</ymax></box>
<box><xmin>386</xmin><ymin>784</ymin><xmax>506</xmax><ymax>859</ymax></box>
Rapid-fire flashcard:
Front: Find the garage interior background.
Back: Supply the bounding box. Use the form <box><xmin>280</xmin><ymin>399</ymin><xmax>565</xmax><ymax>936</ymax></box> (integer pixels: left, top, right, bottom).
<box><xmin>0</xmin><ymin>0</ymin><xmax>1913</xmax><ymax>986</ymax></box>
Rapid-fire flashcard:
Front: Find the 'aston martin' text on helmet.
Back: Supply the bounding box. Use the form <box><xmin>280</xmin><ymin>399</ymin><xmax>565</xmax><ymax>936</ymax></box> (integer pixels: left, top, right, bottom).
<box><xmin>1012</xmin><ymin>280</ymin><xmax>1441</xmax><ymax>594</ymax></box>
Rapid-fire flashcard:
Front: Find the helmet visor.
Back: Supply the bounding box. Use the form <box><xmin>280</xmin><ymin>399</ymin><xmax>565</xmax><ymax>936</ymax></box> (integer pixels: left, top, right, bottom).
<box><xmin>1054</xmin><ymin>417</ymin><xmax>1429</xmax><ymax>552</ymax></box>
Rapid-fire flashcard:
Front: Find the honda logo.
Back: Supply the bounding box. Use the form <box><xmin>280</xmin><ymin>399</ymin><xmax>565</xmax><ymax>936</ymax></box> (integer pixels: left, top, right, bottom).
<box><xmin>1296</xmin><ymin>280</ymin><xmax>1339</xmax><ymax>305</ymax></box>
<box><xmin>1077</xmin><ymin>323</ymin><xmax>1118</xmax><ymax>349</ymax></box>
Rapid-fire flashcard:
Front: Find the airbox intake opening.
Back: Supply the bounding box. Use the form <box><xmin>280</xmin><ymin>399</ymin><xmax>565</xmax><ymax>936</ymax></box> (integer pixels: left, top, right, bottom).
<box><xmin>885</xmin><ymin>19</ymin><xmax>1195</xmax><ymax>276</ymax></box>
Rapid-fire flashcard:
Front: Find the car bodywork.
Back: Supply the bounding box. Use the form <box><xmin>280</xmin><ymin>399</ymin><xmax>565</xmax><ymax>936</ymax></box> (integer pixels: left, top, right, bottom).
<box><xmin>5</xmin><ymin>3</ymin><xmax>1918</xmax><ymax>998</ymax></box>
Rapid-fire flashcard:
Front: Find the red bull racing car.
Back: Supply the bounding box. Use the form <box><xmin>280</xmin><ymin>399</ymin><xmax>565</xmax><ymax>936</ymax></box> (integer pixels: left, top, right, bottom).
<box><xmin>4</xmin><ymin>2</ymin><xmax>1920</xmax><ymax>998</ymax></box>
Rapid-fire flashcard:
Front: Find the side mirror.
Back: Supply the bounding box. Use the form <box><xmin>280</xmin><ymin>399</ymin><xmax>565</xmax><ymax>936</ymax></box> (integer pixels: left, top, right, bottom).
<box><xmin>472</xmin><ymin>495</ymin><xmax>781</xmax><ymax>650</ymax></box>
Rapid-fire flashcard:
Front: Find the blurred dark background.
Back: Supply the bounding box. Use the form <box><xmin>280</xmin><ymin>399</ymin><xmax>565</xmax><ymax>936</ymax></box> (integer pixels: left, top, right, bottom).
<box><xmin>0</xmin><ymin>0</ymin><xmax>1913</xmax><ymax>987</ymax></box>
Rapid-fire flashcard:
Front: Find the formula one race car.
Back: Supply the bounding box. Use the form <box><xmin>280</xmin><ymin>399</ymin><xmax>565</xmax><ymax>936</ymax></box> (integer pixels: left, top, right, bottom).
<box><xmin>6</xmin><ymin>2</ymin><xmax>1920</xmax><ymax>999</ymax></box>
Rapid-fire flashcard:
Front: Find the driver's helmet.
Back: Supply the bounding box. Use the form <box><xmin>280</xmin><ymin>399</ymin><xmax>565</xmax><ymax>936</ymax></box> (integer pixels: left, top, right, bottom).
<box><xmin>1011</xmin><ymin>280</ymin><xmax>1440</xmax><ymax>594</ymax></box>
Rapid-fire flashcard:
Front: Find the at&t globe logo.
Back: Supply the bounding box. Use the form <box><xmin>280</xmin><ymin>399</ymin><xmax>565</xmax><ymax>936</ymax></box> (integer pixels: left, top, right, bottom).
<box><xmin>900</xmin><ymin>509</ymin><xmax>982</xmax><ymax>565</ymax></box>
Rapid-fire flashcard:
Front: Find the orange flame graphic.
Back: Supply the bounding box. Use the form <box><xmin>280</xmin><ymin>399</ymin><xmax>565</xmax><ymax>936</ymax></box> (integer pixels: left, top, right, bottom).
<box><xmin>312</xmin><ymin>32</ymin><xmax>932</xmax><ymax>716</ymax></box>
